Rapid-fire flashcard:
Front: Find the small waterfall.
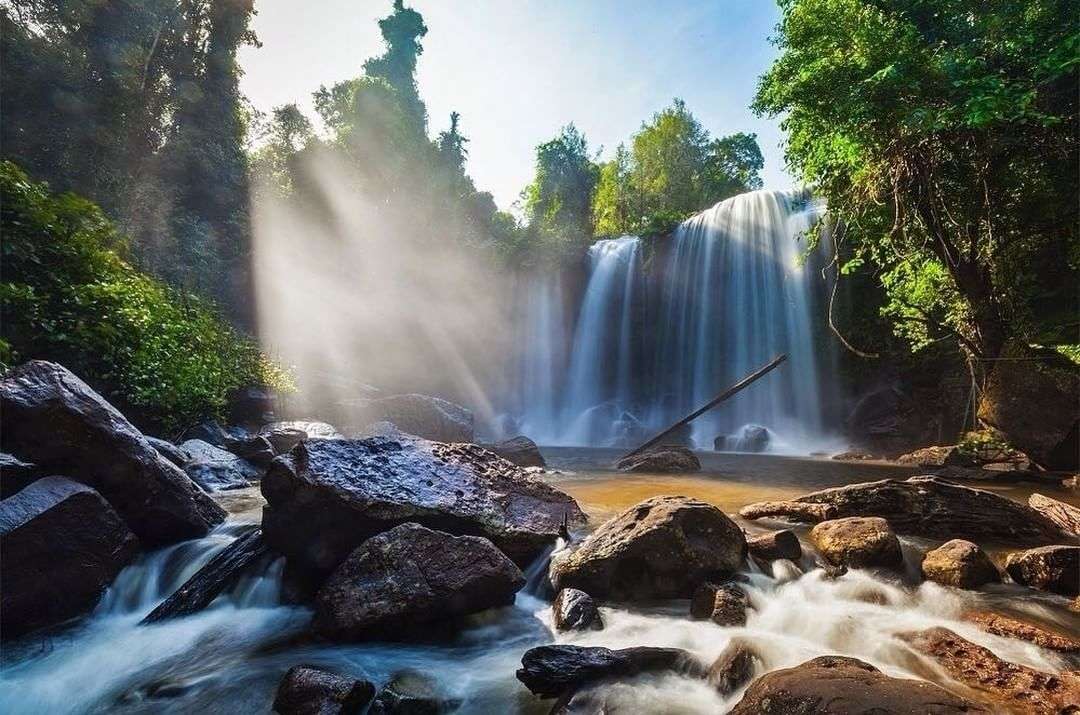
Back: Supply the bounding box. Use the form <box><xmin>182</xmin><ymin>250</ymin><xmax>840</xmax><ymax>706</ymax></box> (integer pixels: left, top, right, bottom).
<box><xmin>516</xmin><ymin>274</ymin><xmax>567</xmax><ymax>443</ymax></box>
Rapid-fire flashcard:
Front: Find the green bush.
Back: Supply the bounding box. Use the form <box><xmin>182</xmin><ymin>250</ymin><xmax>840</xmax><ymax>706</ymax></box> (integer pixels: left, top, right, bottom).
<box><xmin>0</xmin><ymin>161</ymin><xmax>292</xmax><ymax>430</ymax></box>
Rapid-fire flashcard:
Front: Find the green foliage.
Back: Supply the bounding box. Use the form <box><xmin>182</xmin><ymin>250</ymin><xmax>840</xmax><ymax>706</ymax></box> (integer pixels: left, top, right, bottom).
<box><xmin>521</xmin><ymin>124</ymin><xmax>599</xmax><ymax>251</ymax></box>
<box><xmin>0</xmin><ymin>161</ymin><xmax>292</xmax><ymax>429</ymax></box>
<box><xmin>755</xmin><ymin>0</ymin><xmax>1079</xmax><ymax>359</ymax></box>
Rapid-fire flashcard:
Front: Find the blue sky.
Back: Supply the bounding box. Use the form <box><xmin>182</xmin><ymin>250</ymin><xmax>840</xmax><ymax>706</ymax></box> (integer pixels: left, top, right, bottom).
<box><xmin>240</xmin><ymin>1</ymin><xmax>792</xmax><ymax>211</ymax></box>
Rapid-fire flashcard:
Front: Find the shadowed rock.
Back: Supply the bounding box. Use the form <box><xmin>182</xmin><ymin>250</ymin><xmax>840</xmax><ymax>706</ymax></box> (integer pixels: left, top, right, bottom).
<box><xmin>921</xmin><ymin>539</ymin><xmax>1000</xmax><ymax>589</ymax></box>
<box><xmin>0</xmin><ymin>452</ymin><xmax>44</xmax><ymax>499</ymax></box>
<box><xmin>144</xmin><ymin>437</ymin><xmax>190</xmax><ymax>468</ymax></box>
<box><xmin>486</xmin><ymin>435</ymin><xmax>545</xmax><ymax>468</ymax></box>
<box><xmin>552</xmin><ymin>588</ymin><xmax>603</xmax><ymax>632</ymax></box>
<box><xmin>810</xmin><ymin>517</ymin><xmax>903</xmax><ymax>570</ymax></box>
<box><xmin>516</xmin><ymin>644</ymin><xmax>705</xmax><ymax>698</ymax></box>
<box><xmin>1004</xmin><ymin>545</ymin><xmax>1079</xmax><ymax>597</ymax></box>
<box><xmin>369</xmin><ymin>671</ymin><xmax>459</xmax><ymax>714</ymax></box>
<box><xmin>272</xmin><ymin>665</ymin><xmax>375</xmax><ymax>715</ymax></box>
<box><xmin>616</xmin><ymin>446</ymin><xmax>700</xmax><ymax>473</ymax></box>
<box><xmin>345</xmin><ymin>393</ymin><xmax>474</xmax><ymax>443</ymax></box>
<box><xmin>690</xmin><ymin>582</ymin><xmax>749</xmax><ymax>626</ymax></box>
<box><xmin>181</xmin><ymin>439</ymin><xmax>259</xmax><ymax>491</ymax></box>
<box><xmin>747</xmin><ymin>529</ymin><xmax>802</xmax><ymax>562</ymax></box>
<box><xmin>707</xmin><ymin>639</ymin><xmax>761</xmax><ymax>696</ymax></box>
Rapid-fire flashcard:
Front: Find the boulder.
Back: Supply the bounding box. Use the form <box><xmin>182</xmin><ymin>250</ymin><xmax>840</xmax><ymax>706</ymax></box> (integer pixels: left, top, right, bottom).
<box><xmin>228</xmin><ymin>385</ymin><xmax>276</xmax><ymax>426</ymax></box>
<box><xmin>831</xmin><ymin>449</ymin><xmax>877</xmax><ymax>461</ymax></box>
<box><xmin>550</xmin><ymin>496</ymin><xmax>746</xmax><ymax>601</ymax></box>
<box><xmin>0</xmin><ymin>452</ymin><xmax>43</xmax><ymax>499</ymax></box>
<box><xmin>901</xmin><ymin>627</ymin><xmax>1080</xmax><ymax>715</ymax></box>
<box><xmin>223</xmin><ymin>434</ymin><xmax>276</xmax><ymax>469</ymax></box>
<box><xmin>552</xmin><ymin>588</ymin><xmax>603</xmax><ymax>632</ymax></box>
<box><xmin>144</xmin><ymin>437</ymin><xmax>190</xmax><ymax>468</ymax></box>
<box><xmin>615</xmin><ymin>446</ymin><xmax>700</xmax><ymax>473</ymax></box>
<box><xmin>810</xmin><ymin>517</ymin><xmax>903</xmax><ymax>570</ymax></box>
<box><xmin>920</xmin><ymin>539</ymin><xmax>1000</xmax><ymax>589</ymax></box>
<box><xmin>707</xmin><ymin>639</ymin><xmax>761</xmax><ymax>696</ymax></box>
<box><xmin>1028</xmin><ymin>493</ymin><xmax>1080</xmax><ymax>537</ymax></box>
<box><xmin>690</xmin><ymin>582</ymin><xmax>748</xmax><ymax>626</ymax></box>
<box><xmin>895</xmin><ymin>445</ymin><xmax>968</xmax><ymax>468</ymax></box>
<box><xmin>262</xmin><ymin>437</ymin><xmax>584</xmax><ymax>578</ymax></box>
<box><xmin>515</xmin><ymin>645</ymin><xmax>704</xmax><ymax>698</ymax></box>
<box><xmin>272</xmin><ymin>665</ymin><xmax>375</xmax><ymax>715</ymax></box>
<box><xmin>0</xmin><ymin>361</ymin><xmax>225</xmax><ymax>544</ymax></box>
<box><xmin>731</xmin><ymin>655</ymin><xmax>983</xmax><ymax>714</ymax></box>
<box><xmin>180</xmin><ymin>439</ymin><xmax>259</xmax><ymax>491</ymax></box>
<box><xmin>260</xmin><ymin>421</ymin><xmax>343</xmax><ymax>453</ymax></box>
<box><xmin>369</xmin><ymin>672</ymin><xmax>458</xmax><ymax>714</ymax></box>
<box><xmin>1004</xmin><ymin>545</ymin><xmax>1079</xmax><ymax>597</ymax></box>
<box><xmin>485</xmin><ymin>436</ymin><xmax>545</xmax><ymax>468</ymax></box>
<box><xmin>181</xmin><ymin>421</ymin><xmax>233</xmax><ymax>448</ymax></box>
<box><xmin>962</xmin><ymin>611</ymin><xmax>1080</xmax><ymax>653</ymax></box>
<box><xmin>714</xmin><ymin>424</ymin><xmax>770</xmax><ymax>453</ymax></box>
<box><xmin>739</xmin><ymin>476</ymin><xmax>1069</xmax><ymax>546</ymax></box>
<box><xmin>746</xmin><ymin>529</ymin><xmax>802</xmax><ymax>562</ymax></box>
<box><xmin>1</xmin><ymin>477</ymin><xmax>139</xmax><ymax>638</ymax></box>
<box><xmin>345</xmin><ymin>393</ymin><xmax>474</xmax><ymax>443</ymax></box>
<box><xmin>977</xmin><ymin>345</ymin><xmax>1079</xmax><ymax>470</ymax></box>
<box><xmin>313</xmin><ymin>523</ymin><xmax>524</xmax><ymax>641</ymax></box>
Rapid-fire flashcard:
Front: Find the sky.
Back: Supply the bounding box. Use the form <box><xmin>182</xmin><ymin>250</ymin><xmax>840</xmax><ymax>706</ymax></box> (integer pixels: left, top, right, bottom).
<box><xmin>239</xmin><ymin>1</ymin><xmax>793</xmax><ymax>211</ymax></box>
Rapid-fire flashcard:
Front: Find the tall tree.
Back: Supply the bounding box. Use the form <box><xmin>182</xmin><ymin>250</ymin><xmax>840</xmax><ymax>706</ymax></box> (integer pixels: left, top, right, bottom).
<box><xmin>362</xmin><ymin>0</ymin><xmax>428</xmax><ymax>132</ymax></box>
<box><xmin>522</xmin><ymin>124</ymin><xmax>598</xmax><ymax>246</ymax></box>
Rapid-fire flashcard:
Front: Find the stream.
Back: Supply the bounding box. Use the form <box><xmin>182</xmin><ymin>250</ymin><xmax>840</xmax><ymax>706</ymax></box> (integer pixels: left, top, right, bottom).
<box><xmin>2</xmin><ymin>450</ymin><xmax>1077</xmax><ymax>714</ymax></box>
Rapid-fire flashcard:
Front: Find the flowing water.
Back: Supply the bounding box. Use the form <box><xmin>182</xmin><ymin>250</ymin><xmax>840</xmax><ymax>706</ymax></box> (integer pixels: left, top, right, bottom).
<box><xmin>3</xmin><ymin>452</ymin><xmax>1077</xmax><ymax>714</ymax></box>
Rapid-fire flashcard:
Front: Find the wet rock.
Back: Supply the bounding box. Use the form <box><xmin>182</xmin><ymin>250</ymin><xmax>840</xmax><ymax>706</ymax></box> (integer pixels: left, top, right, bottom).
<box><xmin>690</xmin><ymin>582</ymin><xmax>749</xmax><ymax>626</ymax></box>
<box><xmin>260</xmin><ymin>421</ymin><xmax>343</xmax><ymax>453</ymax></box>
<box><xmin>962</xmin><ymin>611</ymin><xmax>1080</xmax><ymax>653</ymax></box>
<box><xmin>345</xmin><ymin>393</ymin><xmax>474</xmax><ymax>443</ymax></box>
<box><xmin>746</xmin><ymin>529</ymin><xmax>802</xmax><ymax>562</ymax></box>
<box><xmin>739</xmin><ymin>500</ymin><xmax>837</xmax><ymax>523</ymax></box>
<box><xmin>1</xmin><ymin>477</ymin><xmax>140</xmax><ymax>638</ymax></box>
<box><xmin>313</xmin><ymin>523</ymin><xmax>524</xmax><ymax>641</ymax></box>
<box><xmin>553</xmin><ymin>588</ymin><xmax>603</xmax><ymax>632</ymax></box>
<box><xmin>714</xmin><ymin>424</ymin><xmax>770</xmax><ymax>453</ymax></box>
<box><xmin>485</xmin><ymin>435</ymin><xmax>545</xmax><ymax>468</ymax></box>
<box><xmin>181</xmin><ymin>420</ymin><xmax>233</xmax><ymax>448</ymax></box>
<box><xmin>740</xmin><ymin>476</ymin><xmax>1068</xmax><ymax>546</ymax></box>
<box><xmin>615</xmin><ymin>446</ymin><xmax>700</xmax><ymax>473</ymax></box>
<box><xmin>228</xmin><ymin>385</ymin><xmax>277</xmax><ymax>427</ymax></box>
<box><xmin>0</xmin><ymin>361</ymin><xmax>225</xmax><ymax>544</ymax></box>
<box><xmin>1004</xmin><ymin>545</ymin><xmax>1080</xmax><ymax>597</ymax></box>
<box><xmin>707</xmin><ymin>639</ymin><xmax>761</xmax><ymax>696</ymax></box>
<box><xmin>180</xmin><ymin>439</ymin><xmax>259</xmax><ymax>491</ymax></box>
<box><xmin>729</xmin><ymin>654</ymin><xmax>984</xmax><ymax>714</ymax></box>
<box><xmin>262</xmin><ymin>437</ymin><xmax>584</xmax><ymax>578</ymax></box>
<box><xmin>830</xmin><ymin>449</ymin><xmax>877</xmax><ymax>461</ymax></box>
<box><xmin>901</xmin><ymin>627</ymin><xmax>1080</xmax><ymax>715</ymax></box>
<box><xmin>515</xmin><ymin>644</ymin><xmax>705</xmax><ymax>698</ymax></box>
<box><xmin>144</xmin><ymin>437</ymin><xmax>190</xmax><ymax>468</ymax></box>
<box><xmin>0</xmin><ymin>452</ymin><xmax>44</xmax><ymax>499</ymax></box>
<box><xmin>370</xmin><ymin>671</ymin><xmax>458</xmax><ymax>715</ymax></box>
<box><xmin>272</xmin><ymin>665</ymin><xmax>375</xmax><ymax>715</ymax></box>
<box><xmin>921</xmin><ymin>539</ymin><xmax>1000</xmax><ymax>589</ymax></box>
<box><xmin>550</xmin><ymin>495</ymin><xmax>746</xmax><ymax>601</ymax></box>
<box><xmin>1028</xmin><ymin>493</ymin><xmax>1080</xmax><ymax>537</ymax></box>
<box><xmin>224</xmin><ymin>434</ymin><xmax>276</xmax><ymax>469</ymax></box>
<box><xmin>810</xmin><ymin>517</ymin><xmax>903</xmax><ymax>570</ymax></box>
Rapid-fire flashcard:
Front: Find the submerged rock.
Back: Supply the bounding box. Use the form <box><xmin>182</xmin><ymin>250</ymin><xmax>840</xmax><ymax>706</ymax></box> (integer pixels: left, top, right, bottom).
<box><xmin>515</xmin><ymin>644</ymin><xmax>704</xmax><ymax>698</ymax></box>
<box><xmin>485</xmin><ymin>435</ymin><xmax>545</xmax><ymax>468</ymax></box>
<box><xmin>729</xmin><ymin>655</ymin><xmax>984</xmax><ymax>714</ymax></box>
<box><xmin>707</xmin><ymin>639</ymin><xmax>761</xmax><ymax>696</ymax></box>
<box><xmin>344</xmin><ymin>393</ymin><xmax>474</xmax><ymax>443</ymax></box>
<box><xmin>0</xmin><ymin>361</ymin><xmax>225</xmax><ymax>544</ymax></box>
<box><xmin>920</xmin><ymin>539</ymin><xmax>1000</xmax><ymax>589</ymax></box>
<box><xmin>746</xmin><ymin>529</ymin><xmax>802</xmax><ymax>562</ymax></box>
<box><xmin>272</xmin><ymin>665</ymin><xmax>375</xmax><ymax>715</ymax></box>
<box><xmin>550</xmin><ymin>495</ymin><xmax>746</xmax><ymax>601</ymax></box>
<box><xmin>180</xmin><ymin>439</ymin><xmax>259</xmax><ymax>491</ymax></box>
<box><xmin>552</xmin><ymin>588</ymin><xmax>603</xmax><ymax>632</ymax></box>
<box><xmin>1</xmin><ymin>477</ymin><xmax>139</xmax><ymax>638</ymax></box>
<box><xmin>615</xmin><ymin>446</ymin><xmax>700</xmax><ymax>473</ymax></box>
<box><xmin>1004</xmin><ymin>545</ymin><xmax>1080</xmax><ymax>597</ymax></box>
<box><xmin>740</xmin><ymin>476</ymin><xmax>1069</xmax><ymax>546</ymax></box>
<box><xmin>262</xmin><ymin>437</ymin><xmax>584</xmax><ymax>579</ymax></box>
<box><xmin>369</xmin><ymin>671</ymin><xmax>458</xmax><ymax>714</ymax></box>
<box><xmin>810</xmin><ymin>517</ymin><xmax>903</xmax><ymax>570</ymax></box>
<box><xmin>313</xmin><ymin>523</ymin><xmax>524</xmax><ymax>641</ymax></box>
<box><xmin>690</xmin><ymin>582</ymin><xmax>749</xmax><ymax>626</ymax></box>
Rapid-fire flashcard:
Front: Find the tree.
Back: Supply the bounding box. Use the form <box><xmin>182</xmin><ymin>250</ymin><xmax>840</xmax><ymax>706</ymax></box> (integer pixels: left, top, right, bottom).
<box><xmin>704</xmin><ymin>132</ymin><xmax>764</xmax><ymax>198</ymax></box>
<box><xmin>754</xmin><ymin>0</ymin><xmax>1078</xmax><ymax>361</ymax></box>
<box><xmin>362</xmin><ymin>0</ymin><xmax>428</xmax><ymax>133</ymax></box>
<box><xmin>522</xmin><ymin>124</ymin><xmax>599</xmax><ymax>246</ymax></box>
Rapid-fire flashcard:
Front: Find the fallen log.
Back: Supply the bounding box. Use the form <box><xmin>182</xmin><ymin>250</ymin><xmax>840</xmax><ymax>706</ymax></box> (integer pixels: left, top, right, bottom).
<box><xmin>1028</xmin><ymin>493</ymin><xmax>1080</xmax><ymax>537</ymax></box>
<box><xmin>737</xmin><ymin>501</ymin><xmax>836</xmax><ymax>523</ymax></box>
<box><xmin>142</xmin><ymin>527</ymin><xmax>268</xmax><ymax>624</ymax></box>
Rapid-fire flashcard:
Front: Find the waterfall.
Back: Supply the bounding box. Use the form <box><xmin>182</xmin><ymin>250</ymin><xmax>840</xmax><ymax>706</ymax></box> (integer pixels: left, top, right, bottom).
<box><xmin>516</xmin><ymin>274</ymin><xmax>566</xmax><ymax>443</ymax></box>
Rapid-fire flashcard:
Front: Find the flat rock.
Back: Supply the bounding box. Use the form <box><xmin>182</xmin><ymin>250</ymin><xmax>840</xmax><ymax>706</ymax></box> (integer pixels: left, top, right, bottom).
<box><xmin>262</xmin><ymin>437</ymin><xmax>584</xmax><ymax>579</ymax></box>
<box><xmin>616</xmin><ymin>446</ymin><xmax>700</xmax><ymax>473</ymax></box>
<box><xmin>739</xmin><ymin>500</ymin><xmax>837</xmax><ymax>523</ymax></box>
<box><xmin>273</xmin><ymin>665</ymin><xmax>375</xmax><ymax>715</ymax></box>
<box><xmin>1028</xmin><ymin>493</ymin><xmax>1080</xmax><ymax>537</ymax></box>
<box><xmin>741</xmin><ymin>476</ymin><xmax>1069</xmax><ymax>546</ymax></box>
<box><xmin>810</xmin><ymin>517</ymin><xmax>903</xmax><ymax>570</ymax></box>
<box><xmin>1</xmin><ymin>477</ymin><xmax>139</xmax><ymax>638</ymax></box>
<box><xmin>962</xmin><ymin>611</ymin><xmax>1080</xmax><ymax>653</ymax></box>
<box><xmin>896</xmin><ymin>445</ymin><xmax>968</xmax><ymax>468</ymax></box>
<box><xmin>313</xmin><ymin>523</ymin><xmax>524</xmax><ymax>641</ymax></box>
<box><xmin>901</xmin><ymin>627</ymin><xmax>1080</xmax><ymax>714</ymax></box>
<box><xmin>746</xmin><ymin>529</ymin><xmax>802</xmax><ymax>561</ymax></box>
<box><xmin>0</xmin><ymin>361</ymin><xmax>225</xmax><ymax>544</ymax></box>
<box><xmin>485</xmin><ymin>435</ymin><xmax>545</xmax><ymax>468</ymax></box>
<box><xmin>550</xmin><ymin>495</ymin><xmax>746</xmax><ymax>601</ymax></box>
<box><xmin>515</xmin><ymin>644</ymin><xmax>704</xmax><ymax>698</ymax></box>
<box><xmin>729</xmin><ymin>654</ymin><xmax>985</xmax><ymax>714</ymax></box>
<box><xmin>921</xmin><ymin>539</ymin><xmax>1000</xmax><ymax>589</ymax></box>
<box><xmin>1004</xmin><ymin>545</ymin><xmax>1080</xmax><ymax>597</ymax></box>
<box><xmin>552</xmin><ymin>588</ymin><xmax>603</xmax><ymax>632</ymax></box>
<box><xmin>690</xmin><ymin>582</ymin><xmax>749</xmax><ymax>626</ymax></box>
<box><xmin>180</xmin><ymin>438</ymin><xmax>259</xmax><ymax>491</ymax></box>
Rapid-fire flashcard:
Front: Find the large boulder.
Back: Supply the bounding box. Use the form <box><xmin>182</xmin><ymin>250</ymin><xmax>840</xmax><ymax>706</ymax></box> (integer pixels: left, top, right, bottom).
<box><xmin>1028</xmin><ymin>493</ymin><xmax>1080</xmax><ymax>537</ymax></box>
<box><xmin>1</xmin><ymin>477</ymin><xmax>139</xmax><ymax>638</ymax></box>
<box><xmin>810</xmin><ymin>517</ymin><xmax>903</xmax><ymax>570</ymax></box>
<box><xmin>262</xmin><ymin>437</ymin><xmax>584</xmax><ymax>578</ymax></box>
<box><xmin>313</xmin><ymin>523</ymin><xmax>525</xmax><ymax>641</ymax></box>
<box><xmin>515</xmin><ymin>645</ymin><xmax>704</xmax><ymax>698</ymax></box>
<box><xmin>344</xmin><ymin>393</ymin><xmax>474</xmax><ymax>443</ymax></box>
<box><xmin>901</xmin><ymin>627</ymin><xmax>1080</xmax><ymax>715</ymax></box>
<box><xmin>729</xmin><ymin>655</ymin><xmax>984</xmax><ymax>714</ymax></box>
<box><xmin>550</xmin><ymin>496</ymin><xmax>746</xmax><ymax>600</ymax></box>
<box><xmin>180</xmin><ymin>439</ymin><xmax>259</xmax><ymax>491</ymax></box>
<box><xmin>552</xmin><ymin>588</ymin><xmax>603</xmax><ymax>632</ymax></box>
<box><xmin>272</xmin><ymin>665</ymin><xmax>375</xmax><ymax>715</ymax></box>
<box><xmin>921</xmin><ymin>539</ymin><xmax>1000</xmax><ymax>589</ymax></box>
<box><xmin>615</xmin><ymin>446</ymin><xmax>700</xmax><ymax>473</ymax></box>
<box><xmin>485</xmin><ymin>435</ymin><xmax>545</xmax><ymax>468</ymax></box>
<box><xmin>1004</xmin><ymin>545</ymin><xmax>1079</xmax><ymax>597</ymax></box>
<box><xmin>0</xmin><ymin>361</ymin><xmax>225</xmax><ymax>544</ymax></box>
<box><xmin>977</xmin><ymin>345</ymin><xmax>1079</xmax><ymax>470</ymax></box>
<box><xmin>228</xmin><ymin>385</ymin><xmax>277</xmax><ymax>427</ymax></box>
<box><xmin>740</xmin><ymin>476</ymin><xmax>1069</xmax><ymax>546</ymax></box>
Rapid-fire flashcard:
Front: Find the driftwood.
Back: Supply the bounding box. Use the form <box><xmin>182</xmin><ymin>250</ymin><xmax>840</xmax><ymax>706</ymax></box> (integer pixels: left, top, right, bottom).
<box><xmin>1028</xmin><ymin>493</ymin><xmax>1080</xmax><ymax>537</ymax></box>
<box><xmin>621</xmin><ymin>354</ymin><xmax>787</xmax><ymax>460</ymax></box>
<box><xmin>739</xmin><ymin>476</ymin><xmax>1070</xmax><ymax>546</ymax></box>
<box><xmin>142</xmin><ymin>527</ymin><xmax>268</xmax><ymax>624</ymax></box>
<box><xmin>738</xmin><ymin>501</ymin><xmax>836</xmax><ymax>523</ymax></box>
